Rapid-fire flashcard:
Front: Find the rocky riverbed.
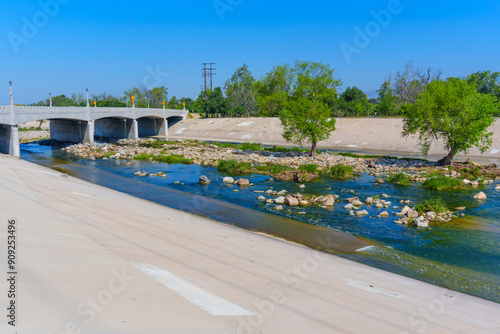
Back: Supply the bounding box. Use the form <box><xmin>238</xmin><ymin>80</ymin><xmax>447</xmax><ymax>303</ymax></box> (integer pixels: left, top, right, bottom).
<box><xmin>19</xmin><ymin>129</ymin><xmax>50</xmax><ymax>143</ymax></box>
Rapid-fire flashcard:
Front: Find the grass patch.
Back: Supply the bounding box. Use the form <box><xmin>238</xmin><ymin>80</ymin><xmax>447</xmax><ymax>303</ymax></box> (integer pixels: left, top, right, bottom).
<box><xmin>326</xmin><ymin>164</ymin><xmax>354</xmax><ymax>179</ymax></box>
<box><xmin>298</xmin><ymin>164</ymin><xmax>319</xmax><ymax>173</ymax></box>
<box><xmin>388</xmin><ymin>172</ymin><xmax>411</xmax><ymax>186</ymax></box>
<box><xmin>209</xmin><ymin>142</ymin><xmax>262</xmax><ymax>151</ymax></box>
<box><xmin>423</xmin><ymin>176</ymin><xmax>461</xmax><ymax>190</ymax></box>
<box><xmin>19</xmin><ymin>127</ymin><xmax>47</xmax><ymax>132</ymax></box>
<box><xmin>415</xmin><ymin>198</ymin><xmax>448</xmax><ymax>214</ymax></box>
<box><xmin>134</xmin><ymin>153</ymin><xmax>192</xmax><ymax>164</ymax></box>
<box><xmin>265</xmin><ymin>146</ymin><xmax>309</xmax><ymax>153</ymax></box>
<box><xmin>138</xmin><ymin>140</ymin><xmax>179</xmax><ymax>149</ymax></box>
<box><xmin>217</xmin><ymin>159</ymin><xmax>252</xmax><ymax>175</ymax></box>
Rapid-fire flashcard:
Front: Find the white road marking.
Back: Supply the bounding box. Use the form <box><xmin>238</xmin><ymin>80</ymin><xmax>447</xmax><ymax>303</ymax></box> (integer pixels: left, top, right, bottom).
<box><xmin>236</xmin><ymin>122</ymin><xmax>254</xmax><ymax>127</ymax></box>
<box><xmin>490</xmin><ymin>149</ymin><xmax>499</xmax><ymax>155</ymax></box>
<box><xmin>240</xmin><ymin>135</ymin><xmax>253</xmax><ymax>139</ymax></box>
<box><xmin>57</xmin><ymin>233</ymin><xmax>87</xmax><ymax>238</ymax></box>
<box><xmin>72</xmin><ymin>192</ymin><xmax>91</xmax><ymax>197</ymax></box>
<box><xmin>345</xmin><ymin>279</ymin><xmax>402</xmax><ymax>298</ymax></box>
<box><xmin>133</xmin><ymin>263</ymin><xmax>252</xmax><ymax>316</ymax></box>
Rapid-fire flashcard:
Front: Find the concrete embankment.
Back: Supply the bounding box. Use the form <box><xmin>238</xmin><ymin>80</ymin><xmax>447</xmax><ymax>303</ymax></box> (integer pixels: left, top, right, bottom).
<box><xmin>1</xmin><ymin>154</ymin><xmax>500</xmax><ymax>333</ymax></box>
<box><xmin>168</xmin><ymin>117</ymin><xmax>500</xmax><ymax>162</ymax></box>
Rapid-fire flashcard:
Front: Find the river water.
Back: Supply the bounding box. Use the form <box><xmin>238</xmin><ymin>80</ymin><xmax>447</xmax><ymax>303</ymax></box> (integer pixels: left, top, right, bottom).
<box><xmin>21</xmin><ymin>142</ymin><xmax>500</xmax><ymax>303</ymax></box>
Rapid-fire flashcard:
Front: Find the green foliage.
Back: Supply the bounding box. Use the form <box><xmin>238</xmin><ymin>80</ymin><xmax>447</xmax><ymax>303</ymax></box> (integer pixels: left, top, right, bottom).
<box><xmin>402</xmin><ymin>78</ymin><xmax>499</xmax><ymax>165</ymax></box>
<box><xmin>134</xmin><ymin>154</ymin><xmax>192</xmax><ymax>164</ymax></box>
<box><xmin>336</xmin><ymin>86</ymin><xmax>373</xmax><ymax>117</ymax></box>
<box><xmin>255</xmin><ymin>64</ymin><xmax>295</xmax><ymax>117</ymax></box>
<box><xmin>415</xmin><ymin>198</ymin><xmax>448</xmax><ymax>214</ymax></box>
<box><xmin>388</xmin><ymin>172</ymin><xmax>411</xmax><ymax>186</ymax></box>
<box><xmin>197</xmin><ymin>87</ymin><xmax>230</xmax><ymax>117</ymax></box>
<box><xmin>466</xmin><ymin>71</ymin><xmax>500</xmax><ymax>100</ymax></box>
<box><xmin>224</xmin><ymin>64</ymin><xmax>258</xmax><ymax>116</ymax></box>
<box><xmin>217</xmin><ymin>159</ymin><xmax>252</xmax><ymax>175</ymax></box>
<box><xmin>423</xmin><ymin>176</ymin><xmax>461</xmax><ymax>190</ymax></box>
<box><xmin>326</xmin><ymin>164</ymin><xmax>354</xmax><ymax>179</ymax></box>
<box><xmin>298</xmin><ymin>164</ymin><xmax>319</xmax><ymax>173</ymax></box>
<box><xmin>277</xmin><ymin>61</ymin><xmax>341</xmax><ymax>156</ymax></box>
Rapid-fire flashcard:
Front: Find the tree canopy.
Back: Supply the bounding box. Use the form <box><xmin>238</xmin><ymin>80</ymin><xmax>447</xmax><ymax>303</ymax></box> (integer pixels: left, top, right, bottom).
<box><xmin>224</xmin><ymin>64</ymin><xmax>257</xmax><ymax>116</ymax></box>
<box><xmin>402</xmin><ymin>78</ymin><xmax>499</xmax><ymax>165</ymax></box>
<box><xmin>276</xmin><ymin>61</ymin><xmax>341</xmax><ymax>156</ymax></box>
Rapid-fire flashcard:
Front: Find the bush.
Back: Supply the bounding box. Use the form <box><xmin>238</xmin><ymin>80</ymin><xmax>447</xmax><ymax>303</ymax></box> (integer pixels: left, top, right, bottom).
<box><xmin>241</xmin><ymin>142</ymin><xmax>262</xmax><ymax>151</ymax></box>
<box><xmin>327</xmin><ymin>164</ymin><xmax>353</xmax><ymax>179</ymax></box>
<box><xmin>415</xmin><ymin>198</ymin><xmax>448</xmax><ymax>214</ymax></box>
<box><xmin>134</xmin><ymin>154</ymin><xmax>192</xmax><ymax>164</ymax></box>
<box><xmin>298</xmin><ymin>164</ymin><xmax>319</xmax><ymax>173</ymax></box>
<box><xmin>423</xmin><ymin>176</ymin><xmax>461</xmax><ymax>190</ymax></box>
<box><xmin>388</xmin><ymin>172</ymin><xmax>411</xmax><ymax>186</ymax></box>
<box><xmin>217</xmin><ymin>159</ymin><xmax>252</xmax><ymax>175</ymax></box>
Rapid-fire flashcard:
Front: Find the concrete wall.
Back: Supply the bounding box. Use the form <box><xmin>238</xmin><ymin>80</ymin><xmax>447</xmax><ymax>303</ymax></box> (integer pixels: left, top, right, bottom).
<box><xmin>95</xmin><ymin>118</ymin><xmax>128</xmax><ymax>139</ymax></box>
<box><xmin>0</xmin><ymin>124</ymin><xmax>20</xmax><ymax>157</ymax></box>
<box><xmin>167</xmin><ymin>117</ymin><xmax>500</xmax><ymax>161</ymax></box>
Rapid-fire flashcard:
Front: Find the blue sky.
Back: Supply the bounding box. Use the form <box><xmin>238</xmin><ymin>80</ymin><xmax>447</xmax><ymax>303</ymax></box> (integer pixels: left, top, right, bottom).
<box><xmin>1</xmin><ymin>0</ymin><xmax>499</xmax><ymax>105</ymax></box>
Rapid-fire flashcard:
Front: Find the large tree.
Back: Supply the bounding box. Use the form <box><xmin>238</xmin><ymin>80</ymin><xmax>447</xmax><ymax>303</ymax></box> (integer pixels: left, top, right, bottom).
<box><xmin>255</xmin><ymin>64</ymin><xmax>294</xmax><ymax>117</ymax></box>
<box><xmin>337</xmin><ymin>86</ymin><xmax>372</xmax><ymax>117</ymax></box>
<box><xmin>277</xmin><ymin>61</ymin><xmax>341</xmax><ymax>156</ymax></box>
<box><xmin>466</xmin><ymin>71</ymin><xmax>500</xmax><ymax>101</ymax></box>
<box><xmin>224</xmin><ymin>64</ymin><xmax>257</xmax><ymax>116</ymax></box>
<box><xmin>402</xmin><ymin>78</ymin><xmax>498</xmax><ymax>165</ymax></box>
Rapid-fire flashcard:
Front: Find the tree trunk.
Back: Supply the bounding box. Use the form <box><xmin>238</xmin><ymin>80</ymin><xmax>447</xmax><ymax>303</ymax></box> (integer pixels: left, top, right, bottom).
<box><xmin>310</xmin><ymin>142</ymin><xmax>317</xmax><ymax>157</ymax></box>
<box><xmin>438</xmin><ymin>150</ymin><xmax>454</xmax><ymax>166</ymax></box>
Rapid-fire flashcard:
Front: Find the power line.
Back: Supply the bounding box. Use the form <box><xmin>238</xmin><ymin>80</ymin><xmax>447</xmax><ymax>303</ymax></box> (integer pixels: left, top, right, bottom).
<box><xmin>109</xmin><ymin>0</ymin><xmax>188</xmax><ymax>69</ymax></box>
<box><xmin>129</xmin><ymin>0</ymin><xmax>197</xmax><ymax>67</ymax></box>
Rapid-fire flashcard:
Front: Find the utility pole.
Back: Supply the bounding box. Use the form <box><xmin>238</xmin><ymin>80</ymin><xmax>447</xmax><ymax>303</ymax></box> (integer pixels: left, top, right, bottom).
<box><xmin>201</xmin><ymin>63</ymin><xmax>216</xmax><ymax>99</ymax></box>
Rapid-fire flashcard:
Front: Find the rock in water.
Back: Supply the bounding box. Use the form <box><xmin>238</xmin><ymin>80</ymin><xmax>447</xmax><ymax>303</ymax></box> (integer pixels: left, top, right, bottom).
<box><xmin>322</xmin><ymin>195</ymin><xmax>335</xmax><ymax>206</ymax></box>
<box><xmin>257</xmin><ymin>196</ymin><xmax>266</xmax><ymax>201</ymax></box>
<box><xmin>379</xmin><ymin>211</ymin><xmax>389</xmax><ymax>217</ymax></box>
<box><xmin>473</xmin><ymin>192</ymin><xmax>487</xmax><ymax>200</ymax></box>
<box><xmin>376</xmin><ymin>178</ymin><xmax>385</xmax><ymax>184</ymax></box>
<box><xmin>407</xmin><ymin>209</ymin><xmax>419</xmax><ymax>218</ymax></box>
<box><xmin>356</xmin><ymin>210</ymin><xmax>369</xmax><ymax>216</ymax></box>
<box><xmin>199</xmin><ymin>175</ymin><xmax>211</xmax><ymax>184</ymax></box>
<box><xmin>236</xmin><ymin>178</ymin><xmax>250</xmax><ymax>186</ymax></box>
<box><xmin>274</xmin><ymin>196</ymin><xmax>286</xmax><ymax>205</ymax></box>
<box><xmin>223</xmin><ymin>176</ymin><xmax>235</xmax><ymax>184</ymax></box>
<box><xmin>285</xmin><ymin>196</ymin><xmax>299</xmax><ymax>206</ymax></box>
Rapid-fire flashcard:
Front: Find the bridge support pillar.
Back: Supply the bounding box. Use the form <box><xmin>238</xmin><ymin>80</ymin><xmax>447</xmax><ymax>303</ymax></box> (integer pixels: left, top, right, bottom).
<box><xmin>0</xmin><ymin>125</ymin><xmax>20</xmax><ymax>157</ymax></box>
<box><xmin>157</xmin><ymin>119</ymin><xmax>168</xmax><ymax>137</ymax></box>
<box><xmin>126</xmin><ymin>119</ymin><xmax>139</xmax><ymax>140</ymax></box>
<box><xmin>82</xmin><ymin>120</ymin><xmax>94</xmax><ymax>145</ymax></box>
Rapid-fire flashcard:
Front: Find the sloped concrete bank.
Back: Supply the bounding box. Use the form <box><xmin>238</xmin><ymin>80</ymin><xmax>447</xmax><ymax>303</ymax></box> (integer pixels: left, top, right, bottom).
<box><xmin>168</xmin><ymin>117</ymin><xmax>500</xmax><ymax>162</ymax></box>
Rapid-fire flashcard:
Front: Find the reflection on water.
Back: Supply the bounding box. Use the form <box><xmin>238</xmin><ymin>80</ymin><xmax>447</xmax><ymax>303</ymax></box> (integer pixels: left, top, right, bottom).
<box><xmin>21</xmin><ymin>142</ymin><xmax>500</xmax><ymax>303</ymax></box>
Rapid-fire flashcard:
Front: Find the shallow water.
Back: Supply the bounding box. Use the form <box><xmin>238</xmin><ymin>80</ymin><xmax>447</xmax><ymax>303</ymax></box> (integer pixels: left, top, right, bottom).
<box><xmin>21</xmin><ymin>142</ymin><xmax>500</xmax><ymax>303</ymax></box>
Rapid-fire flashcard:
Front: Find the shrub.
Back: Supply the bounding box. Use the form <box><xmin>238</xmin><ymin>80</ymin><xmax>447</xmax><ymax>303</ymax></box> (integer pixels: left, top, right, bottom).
<box><xmin>241</xmin><ymin>142</ymin><xmax>262</xmax><ymax>151</ymax></box>
<box><xmin>423</xmin><ymin>176</ymin><xmax>461</xmax><ymax>190</ymax></box>
<box><xmin>388</xmin><ymin>172</ymin><xmax>411</xmax><ymax>186</ymax></box>
<box><xmin>217</xmin><ymin>159</ymin><xmax>252</xmax><ymax>175</ymax></box>
<box><xmin>327</xmin><ymin>164</ymin><xmax>354</xmax><ymax>179</ymax></box>
<box><xmin>298</xmin><ymin>164</ymin><xmax>319</xmax><ymax>173</ymax></box>
<box><xmin>134</xmin><ymin>154</ymin><xmax>192</xmax><ymax>164</ymax></box>
<box><xmin>415</xmin><ymin>198</ymin><xmax>448</xmax><ymax>214</ymax></box>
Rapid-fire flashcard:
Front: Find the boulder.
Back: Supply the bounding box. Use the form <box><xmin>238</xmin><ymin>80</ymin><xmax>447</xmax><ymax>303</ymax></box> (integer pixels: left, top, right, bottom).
<box><xmin>352</xmin><ymin>200</ymin><xmax>364</xmax><ymax>207</ymax></box>
<box><xmin>322</xmin><ymin>195</ymin><xmax>335</xmax><ymax>206</ymax></box>
<box><xmin>473</xmin><ymin>192</ymin><xmax>487</xmax><ymax>200</ymax></box>
<box><xmin>266</xmin><ymin>199</ymin><xmax>274</xmax><ymax>204</ymax></box>
<box><xmin>407</xmin><ymin>209</ymin><xmax>419</xmax><ymax>218</ymax></box>
<box><xmin>381</xmin><ymin>194</ymin><xmax>390</xmax><ymax>198</ymax></box>
<box><xmin>199</xmin><ymin>175</ymin><xmax>211</xmax><ymax>184</ymax></box>
<box><xmin>365</xmin><ymin>197</ymin><xmax>374</xmax><ymax>204</ymax></box>
<box><xmin>356</xmin><ymin>210</ymin><xmax>369</xmax><ymax>216</ymax></box>
<box><xmin>376</xmin><ymin>178</ymin><xmax>385</xmax><ymax>184</ymax></box>
<box><xmin>274</xmin><ymin>197</ymin><xmax>286</xmax><ymax>204</ymax></box>
<box><xmin>285</xmin><ymin>196</ymin><xmax>299</xmax><ymax>206</ymax></box>
<box><xmin>344</xmin><ymin>203</ymin><xmax>354</xmax><ymax>210</ymax></box>
<box><xmin>277</xmin><ymin>190</ymin><xmax>287</xmax><ymax>196</ymax></box>
<box><xmin>299</xmin><ymin>201</ymin><xmax>309</xmax><ymax>206</ymax></box>
<box><xmin>257</xmin><ymin>196</ymin><xmax>266</xmax><ymax>201</ymax></box>
<box><xmin>400</xmin><ymin>206</ymin><xmax>410</xmax><ymax>215</ymax></box>
<box><xmin>463</xmin><ymin>179</ymin><xmax>471</xmax><ymax>184</ymax></box>
<box><xmin>375</xmin><ymin>203</ymin><xmax>384</xmax><ymax>208</ymax></box>
<box><xmin>275</xmin><ymin>205</ymin><xmax>284</xmax><ymax>211</ymax></box>
<box><xmin>236</xmin><ymin>178</ymin><xmax>250</xmax><ymax>186</ymax></box>
<box><xmin>379</xmin><ymin>211</ymin><xmax>389</xmax><ymax>217</ymax></box>
<box><xmin>299</xmin><ymin>184</ymin><xmax>306</xmax><ymax>188</ymax></box>
<box><xmin>495</xmin><ymin>185</ymin><xmax>500</xmax><ymax>190</ymax></box>
<box><xmin>346</xmin><ymin>197</ymin><xmax>360</xmax><ymax>203</ymax></box>
<box><xmin>223</xmin><ymin>176</ymin><xmax>235</xmax><ymax>184</ymax></box>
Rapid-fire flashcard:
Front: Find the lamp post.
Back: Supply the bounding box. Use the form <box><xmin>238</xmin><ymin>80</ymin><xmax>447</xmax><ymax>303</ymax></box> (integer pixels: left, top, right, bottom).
<box><xmin>49</xmin><ymin>93</ymin><xmax>52</xmax><ymax>107</ymax></box>
<box><xmin>86</xmin><ymin>88</ymin><xmax>89</xmax><ymax>107</ymax></box>
<box><xmin>162</xmin><ymin>100</ymin><xmax>165</xmax><ymax>109</ymax></box>
<box><xmin>131</xmin><ymin>95</ymin><xmax>135</xmax><ymax>108</ymax></box>
<box><xmin>9</xmin><ymin>81</ymin><xmax>13</xmax><ymax>105</ymax></box>
<box><xmin>94</xmin><ymin>100</ymin><xmax>97</xmax><ymax>108</ymax></box>
<box><xmin>147</xmin><ymin>97</ymin><xmax>150</xmax><ymax>108</ymax></box>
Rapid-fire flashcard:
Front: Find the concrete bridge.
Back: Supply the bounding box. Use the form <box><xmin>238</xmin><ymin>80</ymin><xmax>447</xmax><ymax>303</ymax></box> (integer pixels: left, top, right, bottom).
<box><xmin>0</xmin><ymin>84</ymin><xmax>188</xmax><ymax>157</ymax></box>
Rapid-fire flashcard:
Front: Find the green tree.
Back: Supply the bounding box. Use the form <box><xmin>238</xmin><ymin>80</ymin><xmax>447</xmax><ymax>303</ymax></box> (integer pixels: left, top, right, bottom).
<box><xmin>167</xmin><ymin>96</ymin><xmax>181</xmax><ymax>109</ymax></box>
<box><xmin>402</xmin><ymin>78</ymin><xmax>499</xmax><ymax>165</ymax></box>
<box><xmin>224</xmin><ymin>64</ymin><xmax>257</xmax><ymax>116</ymax></box>
<box><xmin>51</xmin><ymin>94</ymin><xmax>78</xmax><ymax>107</ymax></box>
<box><xmin>466</xmin><ymin>71</ymin><xmax>500</xmax><ymax>101</ymax></box>
<box><xmin>200</xmin><ymin>87</ymin><xmax>229</xmax><ymax>117</ymax></box>
<box><xmin>376</xmin><ymin>80</ymin><xmax>398</xmax><ymax>116</ymax></box>
<box><xmin>278</xmin><ymin>61</ymin><xmax>342</xmax><ymax>156</ymax></box>
<box><xmin>255</xmin><ymin>64</ymin><xmax>294</xmax><ymax>117</ymax></box>
<box><xmin>337</xmin><ymin>86</ymin><xmax>372</xmax><ymax>117</ymax></box>
<box><xmin>149</xmin><ymin>86</ymin><xmax>168</xmax><ymax>108</ymax></box>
